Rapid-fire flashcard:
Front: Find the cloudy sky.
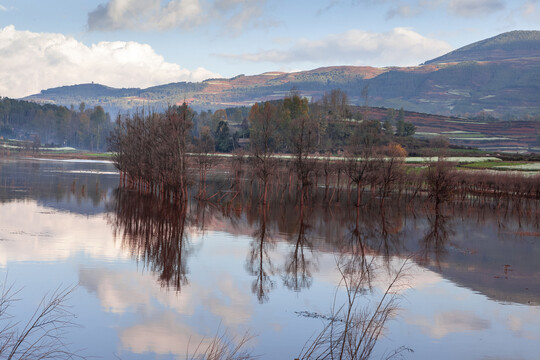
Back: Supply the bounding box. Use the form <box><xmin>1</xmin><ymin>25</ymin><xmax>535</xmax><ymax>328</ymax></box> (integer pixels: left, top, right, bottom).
<box><xmin>0</xmin><ymin>0</ymin><xmax>539</xmax><ymax>98</ymax></box>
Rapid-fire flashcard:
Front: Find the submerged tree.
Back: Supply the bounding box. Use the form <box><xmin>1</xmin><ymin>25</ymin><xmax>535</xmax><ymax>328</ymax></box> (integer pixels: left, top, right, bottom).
<box><xmin>193</xmin><ymin>125</ymin><xmax>216</xmax><ymax>199</ymax></box>
<box><xmin>285</xmin><ymin>92</ymin><xmax>318</xmax><ymax>205</ymax></box>
<box><xmin>376</xmin><ymin>144</ymin><xmax>407</xmax><ymax>207</ymax></box>
<box><xmin>108</xmin><ymin>103</ymin><xmax>193</xmax><ymax>202</ymax></box>
<box><xmin>249</xmin><ymin>102</ymin><xmax>279</xmax><ymax>204</ymax></box>
<box><xmin>425</xmin><ymin>158</ymin><xmax>457</xmax><ymax>211</ymax></box>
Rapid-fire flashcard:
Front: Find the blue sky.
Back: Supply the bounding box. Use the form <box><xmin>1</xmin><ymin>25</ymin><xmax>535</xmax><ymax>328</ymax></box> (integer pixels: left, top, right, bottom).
<box><xmin>1</xmin><ymin>0</ymin><xmax>539</xmax><ymax>98</ymax></box>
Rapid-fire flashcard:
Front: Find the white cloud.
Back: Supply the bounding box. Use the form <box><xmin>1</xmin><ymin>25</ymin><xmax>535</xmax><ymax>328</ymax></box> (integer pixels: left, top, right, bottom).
<box><xmin>87</xmin><ymin>0</ymin><xmax>266</xmax><ymax>32</ymax></box>
<box><xmin>321</xmin><ymin>0</ymin><xmax>509</xmax><ymax>19</ymax></box>
<box><xmin>219</xmin><ymin>28</ymin><xmax>453</xmax><ymax>67</ymax></box>
<box><xmin>88</xmin><ymin>0</ymin><xmax>203</xmax><ymax>31</ymax></box>
<box><xmin>521</xmin><ymin>0</ymin><xmax>540</xmax><ymax>18</ymax></box>
<box><xmin>0</xmin><ymin>25</ymin><xmax>220</xmax><ymax>98</ymax></box>
<box><xmin>213</xmin><ymin>0</ymin><xmax>268</xmax><ymax>33</ymax></box>
<box><xmin>386</xmin><ymin>5</ymin><xmax>422</xmax><ymax>19</ymax></box>
<box><xmin>0</xmin><ymin>4</ymin><xmax>7</xmax><ymax>11</ymax></box>
<box><xmin>448</xmin><ymin>0</ymin><xmax>505</xmax><ymax>17</ymax></box>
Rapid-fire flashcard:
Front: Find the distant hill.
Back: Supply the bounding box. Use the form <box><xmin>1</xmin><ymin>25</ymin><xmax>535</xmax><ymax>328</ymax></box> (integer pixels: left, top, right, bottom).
<box><xmin>24</xmin><ymin>31</ymin><xmax>540</xmax><ymax>118</ymax></box>
<box><xmin>424</xmin><ymin>30</ymin><xmax>540</xmax><ymax>64</ymax></box>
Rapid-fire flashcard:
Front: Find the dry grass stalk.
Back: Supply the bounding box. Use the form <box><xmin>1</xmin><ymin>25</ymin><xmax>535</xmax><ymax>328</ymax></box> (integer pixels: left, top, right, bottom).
<box><xmin>186</xmin><ymin>328</ymin><xmax>256</xmax><ymax>360</ymax></box>
<box><xmin>297</xmin><ymin>257</ymin><xmax>412</xmax><ymax>360</ymax></box>
<box><xmin>0</xmin><ymin>280</ymin><xmax>84</xmax><ymax>360</ymax></box>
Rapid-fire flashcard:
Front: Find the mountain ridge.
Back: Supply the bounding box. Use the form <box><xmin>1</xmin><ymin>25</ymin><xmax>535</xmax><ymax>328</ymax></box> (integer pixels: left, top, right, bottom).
<box><xmin>24</xmin><ymin>30</ymin><xmax>540</xmax><ymax>117</ymax></box>
<box><xmin>425</xmin><ymin>30</ymin><xmax>540</xmax><ymax>64</ymax></box>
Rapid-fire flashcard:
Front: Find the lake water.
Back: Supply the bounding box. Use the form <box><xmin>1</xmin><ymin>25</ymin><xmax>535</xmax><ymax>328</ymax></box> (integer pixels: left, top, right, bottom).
<box><xmin>0</xmin><ymin>157</ymin><xmax>539</xmax><ymax>359</ymax></box>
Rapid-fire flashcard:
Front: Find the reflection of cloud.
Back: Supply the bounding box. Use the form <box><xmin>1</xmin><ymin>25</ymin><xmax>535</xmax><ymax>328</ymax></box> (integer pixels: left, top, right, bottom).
<box><xmin>407</xmin><ymin>266</ymin><xmax>443</xmax><ymax>290</ymax></box>
<box><xmin>202</xmin><ymin>273</ymin><xmax>252</xmax><ymax>325</ymax></box>
<box><xmin>120</xmin><ymin>313</ymin><xmax>254</xmax><ymax>357</ymax></box>
<box><xmin>120</xmin><ymin>313</ymin><xmax>210</xmax><ymax>356</ymax></box>
<box><xmin>408</xmin><ymin>310</ymin><xmax>491</xmax><ymax>338</ymax></box>
<box><xmin>79</xmin><ymin>267</ymin><xmax>199</xmax><ymax>315</ymax></box>
<box><xmin>0</xmin><ymin>201</ymin><xmax>127</xmax><ymax>267</ymax></box>
<box><xmin>507</xmin><ymin>310</ymin><xmax>540</xmax><ymax>341</ymax></box>
<box><xmin>80</xmin><ymin>265</ymin><xmax>255</xmax><ymax>358</ymax></box>
<box><xmin>80</xmin><ymin>268</ymin><xmax>153</xmax><ymax>313</ymax></box>
<box><xmin>80</xmin><ymin>265</ymin><xmax>253</xmax><ymax>326</ymax></box>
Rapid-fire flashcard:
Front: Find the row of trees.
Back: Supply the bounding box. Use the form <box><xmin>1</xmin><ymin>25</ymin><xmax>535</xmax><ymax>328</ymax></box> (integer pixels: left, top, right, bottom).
<box><xmin>109</xmin><ymin>89</ymin><xmax>540</xmax><ymax>210</ymax></box>
<box><xmin>0</xmin><ymin>97</ymin><xmax>112</xmax><ymax>150</ymax></box>
<box><xmin>109</xmin><ymin>90</ymin><xmax>417</xmax><ymax>203</ymax></box>
<box><xmin>248</xmin><ymin>90</ymin><xmax>414</xmax><ymax>204</ymax></box>
<box><xmin>108</xmin><ymin>103</ymin><xmax>193</xmax><ymax>202</ymax></box>
<box><xmin>1</xmin><ymin>88</ymin><xmax>417</xmax><ymax>155</ymax></box>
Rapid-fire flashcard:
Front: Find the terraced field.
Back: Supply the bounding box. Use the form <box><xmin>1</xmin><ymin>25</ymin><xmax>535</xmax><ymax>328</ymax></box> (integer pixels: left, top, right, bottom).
<box><xmin>365</xmin><ymin>107</ymin><xmax>540</xmax><ymax>153</ymax></box>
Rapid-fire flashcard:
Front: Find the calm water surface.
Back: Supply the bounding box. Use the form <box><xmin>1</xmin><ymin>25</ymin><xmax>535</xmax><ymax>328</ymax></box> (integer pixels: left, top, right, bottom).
<box><xmin>0</xmin><ymin>157</ymin><xmax>539</xmax><ymax>359</ymax></box>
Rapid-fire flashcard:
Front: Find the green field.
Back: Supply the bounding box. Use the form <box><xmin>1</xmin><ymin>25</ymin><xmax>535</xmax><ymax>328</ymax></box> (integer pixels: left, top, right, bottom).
<box><xmin>459</xmin><ymin>160</ymin><xmax>526</xmax><ymax>169</ymax></box>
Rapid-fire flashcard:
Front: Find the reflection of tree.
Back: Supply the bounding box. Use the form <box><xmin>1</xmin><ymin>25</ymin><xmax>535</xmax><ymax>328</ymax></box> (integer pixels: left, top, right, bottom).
<box><xmin>245</xmin><ymin>205</ymin><xmax>275</xmax><ymax>303</ymax></box>
<box><xmin>193</xmin><ymin>199</ymin><xmax>212</xmax><ymax>234</ymax></box>
<box><xmin>419</xmin><ymin>209</ymin><xmax>453</xmax><ymax>267</ymax></box>
<box><xmin>375</xmin><ymin>204</ymin><xmax>404</xmax><ymax>260</ymax></box>
<box><xmin>283</xmin><ymin>204</ymin><xmax>315</xmax><ymax>291</ymax></box>
<box><xmin>108</xmin><ymin>190</ymin><xmax>191</xmax><ymax>291</ymax></box>
<box><xmin>343</xmin><ymin>207</ymin><xmax>373</xmax><ymax>288</ymax></box>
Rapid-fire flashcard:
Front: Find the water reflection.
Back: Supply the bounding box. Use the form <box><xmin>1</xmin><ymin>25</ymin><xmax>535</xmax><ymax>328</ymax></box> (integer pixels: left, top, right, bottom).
<box><xmin>282</xmin><ymin>204</ymin><xmax>315</xmax><ymax>292</ymax></box>
<box><xmin>108</xmin><ymin>189</ymin><xmax>191</xmax><ymax>290</ymax></box>
<box><xmin>106</xmin><ymin>184</ymin><xmax>540</xmax><ymax>306</ymax></box>
<box><xmin>418</xmin><ymin>210</ymin><xmax>453</xmax><ymax>268</ymax></box>
<box><xmin>0</xmin><ymin>158</ymin><xmax>117</xmax><ymax>214</ymax></box>
<box><xmin>2</xmin><ymin>159</ymin><xmax>540</xmax><ymax>359</ymax></box>
<box><xmin>245</xmin><ymin>205</ymin><xmax>275</xmax><ymax>303</ymax></box>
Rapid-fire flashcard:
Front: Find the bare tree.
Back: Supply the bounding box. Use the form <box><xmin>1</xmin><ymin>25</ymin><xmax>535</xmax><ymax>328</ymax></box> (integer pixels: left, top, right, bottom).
<box><xmin>425</xmin><ymin>158</ymin><xmax>457</xmax><ymax>211</ymax></box>
<box><xmin>345</xmin><ymin>152</ymin><xmax>375</xmax><ymax>207</ymax></box>
<box><xmin>376</xmin><ymin>144</ymin><xmax>407</xmax><ymax>207</ymax></box>
<box><xmin>284</xmin><ymin>92</ymin><xmax>318</xmax><ymax>205</ymax></box>
<box><xmin>249</xmin><ymin>102</ymin><xmax>279</xmax><ymax>205</ymax></box>
<box><xmin>193</xmin><ymin>126</ymin><xmax>216</xmax><ymax>199</ymax></box>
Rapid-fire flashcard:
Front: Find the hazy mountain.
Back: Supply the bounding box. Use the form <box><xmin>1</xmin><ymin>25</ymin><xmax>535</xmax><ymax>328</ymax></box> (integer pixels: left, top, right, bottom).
<box><xmin>24</xmin><ymin>31</ymin><xmax>540</xmax><ymax>118</ymax></box>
